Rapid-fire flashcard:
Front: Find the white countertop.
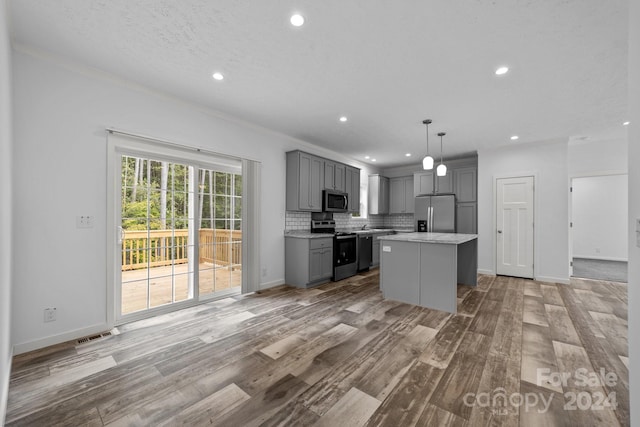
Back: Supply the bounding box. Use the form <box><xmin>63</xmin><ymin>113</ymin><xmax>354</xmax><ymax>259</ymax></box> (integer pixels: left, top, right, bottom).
<box><xmin>377</xmin><ymin>232</ymin><xmax>478</xmax><ymax>244</ymax></box>
<box><xmin>284</xmin><ymin>231</ymin><xmax>334</xmax><ymax>239</ymax></box>
<box><xmin>284</xmin><ymin>228</ymin><xmax>413</xmax><ymax>239</ymax></box>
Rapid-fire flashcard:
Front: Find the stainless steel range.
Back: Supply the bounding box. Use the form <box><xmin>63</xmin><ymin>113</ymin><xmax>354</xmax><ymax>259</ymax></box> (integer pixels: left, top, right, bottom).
<box><xmin>311</xmin><ymin>219</ymin><xmax>357</xmax><ymax>281</ymax></box>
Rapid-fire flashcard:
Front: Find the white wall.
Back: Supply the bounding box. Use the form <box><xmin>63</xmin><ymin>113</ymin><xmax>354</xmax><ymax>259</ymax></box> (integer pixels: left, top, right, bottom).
<box><xmin>0</xmin><ymin>0</ymin><xmax>12</xmax><ymax>422</ymax></box>
<box><xmin>11</xmin><ymin>48</ymin><xmax>375</xmax><ymax>353</ymax></box>
<box><xmin>568</xmin><ymin>137</ymin><xmax>628</xmax><ymax>177</ymax></box>
<box><xmin>478</xmin><ymin>140</ymin><xmax>569</xmax><ymax>283</ymax></box>
<box><xmin>628</xmin><ymin>0</ymin><xmax>639</xmax><ymax>419</ymax></box>
<box><xmin>572</xmin><ymin>175</ymin><xmax>628</xmax><ymax>261</ymax></box>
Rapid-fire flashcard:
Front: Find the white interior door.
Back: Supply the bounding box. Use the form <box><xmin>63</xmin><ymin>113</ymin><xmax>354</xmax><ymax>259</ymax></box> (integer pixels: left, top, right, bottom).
<box><xmin>496</xmin><ymin>176</ymin><xmax>534</xmax><ymax>278</ymax></box>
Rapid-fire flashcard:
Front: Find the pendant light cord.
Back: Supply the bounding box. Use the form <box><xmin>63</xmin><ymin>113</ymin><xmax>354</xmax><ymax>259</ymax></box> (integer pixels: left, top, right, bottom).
<box><xmin>426</xmin><ymin>125</ymin><xmax>430</xmax><ymax>154</ymax></box>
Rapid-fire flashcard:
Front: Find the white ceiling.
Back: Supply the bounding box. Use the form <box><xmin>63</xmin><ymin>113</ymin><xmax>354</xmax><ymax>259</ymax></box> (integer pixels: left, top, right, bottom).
<box><xmin>8</xmin><ymin>0</ymin><xmax>629</xmax><ymax>167</ymax></box>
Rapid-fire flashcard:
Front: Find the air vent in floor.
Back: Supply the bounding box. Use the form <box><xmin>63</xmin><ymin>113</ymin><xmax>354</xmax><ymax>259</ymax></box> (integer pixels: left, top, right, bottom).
<box><xmin>77</xmin><ymin>331</ymin><xmax>112</xmax><ymax>345</ymax></box>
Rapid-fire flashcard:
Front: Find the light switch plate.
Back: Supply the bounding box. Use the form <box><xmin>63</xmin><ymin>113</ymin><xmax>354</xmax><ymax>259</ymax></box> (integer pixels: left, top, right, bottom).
<box><xmin>382</xmin><ymin>246</ymin><xmax>391</xmax><ymax>252</ymax></box>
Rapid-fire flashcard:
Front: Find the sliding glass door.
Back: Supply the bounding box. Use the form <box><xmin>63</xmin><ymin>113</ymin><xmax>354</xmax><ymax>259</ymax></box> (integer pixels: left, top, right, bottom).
<box><xmin>197</xmin><ymin>168</ymin><xmax>242</xmax><ymax>297</ymax></box>
<box><xmin>116</xmin><ymin>153</ymin><xmax>242</xmax><ymax>321</ymax></box>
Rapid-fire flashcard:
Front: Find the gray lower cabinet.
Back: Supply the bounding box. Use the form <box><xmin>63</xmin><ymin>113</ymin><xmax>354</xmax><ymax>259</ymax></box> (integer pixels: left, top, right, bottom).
<box><xmin>285</xmin><ymin>237</ymin><xmax>333</xmax><ymax>287</ymax></box>
<box><xmin>371</xmin><ymin>232</ymin><xmax>392</xmax><ymax>266</ymax></box>
<box><xmin>372</xmin><ymin>239</ymin><xmax>380</xmax><ymax>266</ymax></box>
<box><xmin>380</xmin><ymin>240</ymin><xmax>421</xmax><ymax>302</ymax></box>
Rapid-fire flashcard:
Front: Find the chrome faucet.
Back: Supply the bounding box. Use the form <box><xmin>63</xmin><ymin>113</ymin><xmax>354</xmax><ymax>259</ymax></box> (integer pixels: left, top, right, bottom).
<box><xmin>361</xmin><ymin>224</ymin><xmax>368</xmax><ymax>230</ymax></box>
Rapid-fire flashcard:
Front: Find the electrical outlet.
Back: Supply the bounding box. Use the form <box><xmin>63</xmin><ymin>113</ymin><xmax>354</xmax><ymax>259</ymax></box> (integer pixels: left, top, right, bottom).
<box><xmin>261</xmin><ymin>267</ymin><xmax>267</xmax><ymax>277</ymax></box>
<box><xmin>76</xmin><ymin>215</ymin><xmax>94</xmax><ymax>228</ymax></box>
<box><xmin>595</xmin><ymin>248</ymin><xmax>600</xmax><ymax>254</ymax></box>
<box><xmin>44</xmin><ymin>308</ymin><xmax>57</xmax><ymax>322</ymax></box>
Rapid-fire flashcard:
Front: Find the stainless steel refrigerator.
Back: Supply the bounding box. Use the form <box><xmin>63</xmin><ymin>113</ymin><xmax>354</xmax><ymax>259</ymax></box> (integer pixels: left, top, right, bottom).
<box><xmin>415</xmin><ymin>194</ymin><xmax>456</xmax><ymax>232</ymax></box>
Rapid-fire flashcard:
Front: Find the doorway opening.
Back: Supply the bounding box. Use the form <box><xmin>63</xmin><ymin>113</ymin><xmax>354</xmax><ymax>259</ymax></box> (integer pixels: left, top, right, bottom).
<box><xmin>570</xmin><ymin>174</ymin><xmax>628</xmax><ymax>283</ymax></box>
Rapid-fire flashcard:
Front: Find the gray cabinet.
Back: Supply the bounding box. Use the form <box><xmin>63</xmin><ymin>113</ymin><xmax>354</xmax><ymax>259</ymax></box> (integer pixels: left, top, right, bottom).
<box><xmin>286</xmin><ymin>151</ymin><xmax>323</xmax><ymax>212</ymax></box>
<box><xmin>453</xmin><ymin>167</ymin><xmax>477</xmax><ymax>233</ymax></box>
<box><xmin>324</xmin><ymin>161</ymin><xmax>346</xmax><ymax>192</ymax></box>
<box><xmin>371</xmin><ymin>231</ymin><xmax>393</xmax><ymax>266</ymax></box>
<box><xmin>372</xmin><ymin>237</ymin><xmax>380</xmax><ymax>266</ymax></box>
<box><xmin>390</xmin><ymin>176</ymin><xmax>414</xmax><ymax>214</ymax></box>
<box><xmin>454</xmin><ymin>167</ymin><xmax>477</xmax><ymax>202</ymax></box>
<box><xmin>436</xmin><ymin>173</ymin><xmax>454</xmax><ymax>194</ymax></box>
<box><xmin>413</xmin><ymin>171</ymin><xmax>453</xmax><ymax>195</ymax></box>
<box><xmin>345</xmin><ymin>166</ymin><xmax>361</xmax><ymax>214</ymax></box>
<box><xmin>414</xmin><ymin>171</ymin><xmax>434</xmax><ymax>196</ymax></box>
<box><xmin>368</xmin><ymin>175</ymin><xmax>390</xmax><ymax>215</ymax></box>
<box><xmin>456</xmin><ymin>202</ymin><xmax>477</xmax><ymax>234</ymax></box>
<box><xmin>285</xmin><ymin>237</ymin><xmax>333</xmax><ymax>287</ymax></box>
<box><xmin>380</xmin><ymin>240</ymin><xmax>421</xmax><ymax>303</ymax></box>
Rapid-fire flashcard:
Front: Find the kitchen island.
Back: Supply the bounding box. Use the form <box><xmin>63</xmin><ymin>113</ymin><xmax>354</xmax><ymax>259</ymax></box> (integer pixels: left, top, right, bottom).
<box><xmin>378</xmin><ymin>232</ymin><xmax>478</xmax><ymax>313</ymax></box>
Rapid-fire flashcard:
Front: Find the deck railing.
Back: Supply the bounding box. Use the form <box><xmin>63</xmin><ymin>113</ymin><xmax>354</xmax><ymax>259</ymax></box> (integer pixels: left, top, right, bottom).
<box><xmin>121</xmin><ymin>228</ymin><xmax>241</xmax><ymax>271</ymax></box>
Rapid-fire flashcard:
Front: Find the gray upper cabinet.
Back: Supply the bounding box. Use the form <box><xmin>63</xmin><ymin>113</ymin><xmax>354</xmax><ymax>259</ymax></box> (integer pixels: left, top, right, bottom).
<box><xmin>414</xmin><ymin>171</ymin><xmax>453</xmax><ymax>195</ymax></box>
<box><xmin>368</xmin><ymin>174</ymin><xmax>390</xmax><ymax>215</ymax></box>
<box><xmin>324</xmin><ymin>161</ymin><xmax>346</xmax><ymax>192</ymax></box>
<box><xmin>414</xmin><ymin>171</ymin><xmax>434</xmax><ymax>196</ymax></box>
<box><xmin>390</xmin><ymin>176</ymin><xmax>414</xmax><ymax>214</ymax></box>
<box><xmin>286</xmin><ymin>151</ymin><xmax>323</xmax><ymax>212</ymax></box>
<box><xmin>345</xmin><ymin>166</ymin><xmax>361</xmax><ymax>214</ymax></box>
<box><xmin>436</xmin><ymin>173</ymin><xmax>454</xmax><ymax>194</ymax></box>
<box><xmin>287</xmin><ymin>150</ymin><xmax>360</xmax><ymax>213</ymax></box>
<box><xmin>456</xmin><ymin>202</ymin><xmax>477</xmax><ymax>234</ymax></box>
<box><xmin>454</xmin><ymin>167</ymin><xmax>477</xmax><ymax>202</ymax></box>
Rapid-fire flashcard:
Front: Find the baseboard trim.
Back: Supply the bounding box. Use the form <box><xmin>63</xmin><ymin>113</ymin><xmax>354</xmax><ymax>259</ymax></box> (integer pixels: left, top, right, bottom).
<box><xmin>535</xmin><ymin>275</ymin><xmax>570</xmax><ymax>285</ymax></box>
<box><xmin>13</xmin><ymin>322</ymin><xmax>110</xmax><ymax>355</ymax></box>
<box><xmin>259</xmin><ymin>279</ymin><xmax>286</xmax><ymax>290</ymax></box>
<box><xmin>0</xmin><ymin>347</ymin><xmax>12</xmax><ymax>426</ymax></box>
<box><xmin>573</xmin><ymin>256</ymin><xmax>628</xmax><ymax>262</ymax></box>
<box><xmin>477</xmin><ymin>269</ymin><xmax>495</xmax><ymax>276</ymax></box>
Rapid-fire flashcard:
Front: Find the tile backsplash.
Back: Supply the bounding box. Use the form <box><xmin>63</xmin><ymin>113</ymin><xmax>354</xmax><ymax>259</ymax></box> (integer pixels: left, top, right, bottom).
<box><xmin>285</xmin><ymin>211</ymin><xmax>414</xmax><ymax>231</ymax></box>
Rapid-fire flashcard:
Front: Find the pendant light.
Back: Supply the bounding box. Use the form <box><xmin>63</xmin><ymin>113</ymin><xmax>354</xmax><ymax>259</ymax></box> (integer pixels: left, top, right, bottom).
<box><xmin>422</xmin><ymin>119</ymin><xmax>434</xmax><ymax>170</ymax></box>
<box><xmin>436</xmin><ymin>132</ymin><xmax>447</xmax><ymax>177</ymax></box>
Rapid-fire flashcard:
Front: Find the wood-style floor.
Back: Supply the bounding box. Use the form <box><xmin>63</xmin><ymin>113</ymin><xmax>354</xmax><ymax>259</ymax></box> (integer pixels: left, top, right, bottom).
<box><xmin>121</xmin><ymin>263</ymin><xmax>242</xmax><ymax>314</ymax></box>
<box><xmin>6</xmin><ymin>270</ymin><xmax>629</xmax><ymax>426</ymax></box>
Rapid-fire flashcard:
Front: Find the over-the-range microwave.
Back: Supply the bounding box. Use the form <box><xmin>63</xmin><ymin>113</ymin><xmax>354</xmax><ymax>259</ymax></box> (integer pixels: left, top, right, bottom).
<box><xmin>323</xmin><ymin>189</ymin><xmax>348</xmax><ymax>213</ymax></box>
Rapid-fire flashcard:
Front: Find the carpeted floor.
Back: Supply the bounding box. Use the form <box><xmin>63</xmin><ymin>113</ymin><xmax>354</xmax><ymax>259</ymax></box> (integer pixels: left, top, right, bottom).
<box><xmin>572</xmin><ymin>257</ymin><xmax>628</xmax><ymax>283</ymax></box>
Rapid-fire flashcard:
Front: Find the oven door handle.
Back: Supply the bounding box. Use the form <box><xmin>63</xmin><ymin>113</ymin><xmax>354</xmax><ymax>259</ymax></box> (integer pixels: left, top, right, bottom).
<box><xmin>335</xmin><ymin>235</ymin><xmax>356</xmax><ymax>240</ymax></box>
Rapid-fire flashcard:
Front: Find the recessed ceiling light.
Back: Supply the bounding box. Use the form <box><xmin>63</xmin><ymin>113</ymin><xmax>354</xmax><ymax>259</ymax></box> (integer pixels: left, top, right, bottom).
<box><xmin>339</xmin><ymin>116</ymin><xmax>348</xmax><ymax>122</ymax></box>
<box><xmin>623</xmin><ymin>121</ymin><xmax>630</xmax><ymax>126</ymax></box>
<box><xmin>371</xmin><ymin>159</ymin><xmax>377</xmax><ymax>162</ymax></box>
<box><xmin>495</xmin><ymin>66</ymin><xmax>509</xmax><ymax>75</ymax></box>
<box><xmin>510</xmin><ymin>135</ymin><xmax>519</xmax><ymax>140</ymax></box>
<box><xmin>290</xmin><ymin>14</ymin><xmax>305</xmax><ymax>27</ymax></box>
<box><xmin>212</xmin><ymin>72</ymin><xmax>224</xmax><ymax>81</ymax></box>
<box><xmin>364</xmin><ymin>156</ymin><xmax>370</xmax><ymax>159</ymax></box>
<box><xmin>405</xmin><ymin>153</ymin><xmax>412</xmax><ymax>157</ymax></box>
